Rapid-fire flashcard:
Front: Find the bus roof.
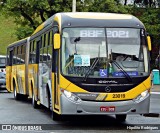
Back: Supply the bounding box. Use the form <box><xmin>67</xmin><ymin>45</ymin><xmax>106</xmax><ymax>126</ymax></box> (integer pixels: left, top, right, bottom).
<box><xmin>8</xmin><ymin>37</ymin><xmax>28</xmax><ymax>48</ymax></box>
<box><xmin>63</xmin><ymin>12</ymin><xmax>133</xmax><ymax>19</ymax></box>
<box><xmin>32</xmin><ymin>12</ymin><xmax>145</xmax><ymax>36</ymax></box>
<box><xmin>61</xmin><ymin>12</ymin><xmax>144</xmax><ymax>29</ymax></box>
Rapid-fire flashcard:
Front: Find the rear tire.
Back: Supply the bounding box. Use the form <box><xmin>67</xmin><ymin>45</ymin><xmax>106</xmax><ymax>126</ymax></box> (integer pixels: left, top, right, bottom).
<box><xmin>13</xmin><ymin>84</ymin><xmax>20</xmax><ymax>100</ymax></box>
<box><xmin>32</xmin><ymin>90</ymin><xmax>38</xmax><ymax>108</ymax></box>
<box><xmin>47</xmin><ymin>87</ymin><xmax>52</xmax><ymax>111</ymax></box>
<box><xmin>116</xmin><ymin>114</ymin><xmax>127</xmax><ymax>122</ymax></box>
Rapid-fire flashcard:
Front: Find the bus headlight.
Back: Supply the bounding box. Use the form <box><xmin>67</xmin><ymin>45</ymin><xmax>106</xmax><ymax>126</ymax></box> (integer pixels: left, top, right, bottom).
<box><xmin>61</xmin><ymin>89</ymin><xmax>82</xmax><ymax>103</ymax></box>
<box><xmin>133</xmin><ymin>90</ymin><xmax>149</xmax><ymax>103</ymax></box>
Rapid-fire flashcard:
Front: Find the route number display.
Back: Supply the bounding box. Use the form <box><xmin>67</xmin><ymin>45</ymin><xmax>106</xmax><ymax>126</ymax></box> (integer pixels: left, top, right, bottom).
<box><xmin>79</xmin><ymin>29</ymin><xmax>129</xmax><ymax>38</ymax></box>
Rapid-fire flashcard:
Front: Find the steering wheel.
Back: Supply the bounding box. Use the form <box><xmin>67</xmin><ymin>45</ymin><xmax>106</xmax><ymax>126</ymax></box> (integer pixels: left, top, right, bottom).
<box><xmin>123</xmin><ymin>55</ymin><xmax>130</xmax><ymax>61</ymax></box>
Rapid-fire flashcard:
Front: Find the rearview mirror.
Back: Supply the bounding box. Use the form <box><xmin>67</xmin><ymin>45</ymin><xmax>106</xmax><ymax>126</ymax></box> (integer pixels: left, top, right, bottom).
<box><xmin>147</xmin><ymin>36</ymin><xmax>151</xmax><ymax>51</ymax></box>
<box><xmin>54</xmin><ymin>33</ymin><xmax>60</xmax><ymax>49</ymax></box>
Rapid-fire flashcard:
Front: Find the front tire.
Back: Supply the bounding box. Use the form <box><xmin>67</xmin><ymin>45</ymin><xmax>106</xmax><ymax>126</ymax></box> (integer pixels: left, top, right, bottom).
<box><xmin>48</xmin><ymin>92</ymin><xmax>60</xmax><ymax>121</ymax></box>
<box><xmin>47</xmin><ymin>87</ymin><xmax>59</xmax><ymax>120</ymax></box>
<box><xmin>116</xmin><ymin>114</ymin><xmax>127</xmax><ymax>122</ymax></box>
<box><xmin>52</xmin><ymin>111</ymin><xmax>60</xmax><ymax>121</ymax></box>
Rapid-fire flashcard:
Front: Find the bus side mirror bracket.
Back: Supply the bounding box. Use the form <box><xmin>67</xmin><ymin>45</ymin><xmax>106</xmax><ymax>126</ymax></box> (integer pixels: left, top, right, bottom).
<box><xmin>147</xmin><ymin>36</ymin><xmax>152</xmax><ymax>51</ymax></box>
<box><xmin>54</xmin><ymin>33</ymin><xmax>60</xmax><ymax>49</ymax></box>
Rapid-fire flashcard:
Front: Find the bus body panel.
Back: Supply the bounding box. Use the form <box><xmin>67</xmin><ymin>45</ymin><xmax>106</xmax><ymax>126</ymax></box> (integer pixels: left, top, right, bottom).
<box><xmin>11</xmin><ymin>66</ymin><xmax>18</xmax><ymax>93</ymax></box>
<box><xmin>6</xmin><ymin>66</ymin><xmax>12</xmax><ymax>92</ymax></box>
<box><xmin>28</xmin><ymin>64</ymin><xmax>38</xmax><ymax>100</ymax></box>
<box><xmin>11</xmin><ymin>64</ymin><xmax>26</xmax><ymax>94</ymax></box>
<box><xmin>16</xmin><ymin>64</ymin><xmax>26</xmax><ymax>94</ymax></box>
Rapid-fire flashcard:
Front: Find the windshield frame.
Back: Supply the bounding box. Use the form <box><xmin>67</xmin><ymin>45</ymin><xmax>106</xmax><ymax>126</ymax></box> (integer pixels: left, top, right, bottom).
<box><xmin>60</xmin><ymin>27</ymin><xmax>149</xmax><ymax>78</ymax></box>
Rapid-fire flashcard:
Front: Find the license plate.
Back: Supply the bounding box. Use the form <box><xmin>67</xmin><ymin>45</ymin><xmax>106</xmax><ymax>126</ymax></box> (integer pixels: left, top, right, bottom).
<box><xmin>100</xmin><ymin>106</ymin><xmax>115</xmax><ymax>112</ymax></box>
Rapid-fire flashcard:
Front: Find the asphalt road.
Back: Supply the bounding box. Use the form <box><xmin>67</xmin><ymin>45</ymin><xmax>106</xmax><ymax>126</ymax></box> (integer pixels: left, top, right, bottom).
<box><xmin>0</xmin><ymin>89</ymin><xmax>160</xmax><ymax>133</ymax></box>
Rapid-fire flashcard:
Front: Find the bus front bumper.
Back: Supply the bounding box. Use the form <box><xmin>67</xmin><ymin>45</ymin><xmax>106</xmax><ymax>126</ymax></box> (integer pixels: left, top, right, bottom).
<box><xmin>60</xmin><ymin>92</ymin><xmax>150</xmax><ymax>115</ymax></box>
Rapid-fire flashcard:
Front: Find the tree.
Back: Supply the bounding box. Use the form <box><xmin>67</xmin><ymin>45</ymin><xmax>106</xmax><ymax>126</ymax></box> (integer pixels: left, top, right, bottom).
<box><xmin>84</xmin><ymin>0</ymin><xmax>129</xmax><ymax>13</ymax></box>
<box><xmin>1</xmin><ymin>0</ymin><xmax>73</xmax><ymax>39</ymax></box>
<box><xmin>134</xmin><ymin>0</ymin><xmax>160</xmax><ymax>8</ymax></box>
<box><xmin>131</xmin><ymin>5</ymin><xmax>160</xmax><ymax>68</ymax></box>
<box><xmin>1</xmin><ymin>0</ymin><xmax>130</xmax><ymax>39</ymax></box>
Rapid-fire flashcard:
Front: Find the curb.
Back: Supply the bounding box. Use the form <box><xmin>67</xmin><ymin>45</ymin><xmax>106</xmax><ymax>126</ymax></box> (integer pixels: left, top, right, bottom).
<box><xmin>151</xmin><ymin>92</ymin><xmax>160</xmax><ymax>94</ymax></box>
<box><xmin>143</xmin><ymin>113</ymin><xmax>160</xmax><ymax>117</ymax></box>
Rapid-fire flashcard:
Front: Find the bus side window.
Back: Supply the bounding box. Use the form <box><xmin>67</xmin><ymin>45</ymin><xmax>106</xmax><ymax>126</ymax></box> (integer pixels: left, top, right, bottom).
<box><xmin>13</xmin><ymin>47</ymin><xmax>17</xmax><ymax>65</ymax></box>
<box><xmin>17</xmin><ymin>46</ymin><xmax>21</xmax><ymax>64</ymax></box>
<box><xmin>6</xmin><ymin>49</ymin><xmax>9</xmax><ymax>66</ymax></box>
<box><xmin>47</xmin><ymin>30</ymin><xmax>53</xmax><ymax>69</ymax></box>
<box><xmin>33</xmin><ymin>41</ymin><xmax>36</xmax><ymax>63</ymax></box>
<box><xmin>45</xmin><ymin>33</ymin><xmax>48</xmax><ymax>47</ymax></box>
<box><xmin>29</xmin><ymin>41</ymin><xmax>36</xmax><ymax>64</ymax></box>
<box><xmin>40</xmin><ymin>35</ymin><xmax>44</xmax><ymax>63</ymax></box>
<box><xmin>21</xmin><ymin>44</ymin><xmax>26</xmax><ymax>63</ymax></box>
<box><xmin>43</xmin><ymin>33</ymin><xmax>48</xmax><ymax>62</ymax></box>
<box><xmin>29</xmin><ymin>41</ymin><xmax>33</xmax><ymax>63</ymax></box>
<box><xmin>49</xmin><ymin>30</ymin><xmax>53</xmax><ymax>45</ymax></box>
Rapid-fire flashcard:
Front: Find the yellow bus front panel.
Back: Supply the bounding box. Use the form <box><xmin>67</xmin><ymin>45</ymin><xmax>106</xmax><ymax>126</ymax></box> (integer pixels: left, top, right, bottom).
<box><xmin>58</xmin><ymin>75</ymin><xmax>151</xmax><ymax>115</ymax></box>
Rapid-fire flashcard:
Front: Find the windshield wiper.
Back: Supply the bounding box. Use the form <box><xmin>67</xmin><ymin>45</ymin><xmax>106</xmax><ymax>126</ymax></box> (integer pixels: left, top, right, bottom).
<box><xmin>82</xmin><ymin>45</ymin><xmax>100</xmax><ymax>82</ymax></box>
<box><xmin>111</xmin><ymin>60</ymin><xmax>132</xmax><ymax>82</ymax></box>
<box><xmin>82</xmin><ymin>57</ymin><xmax>99</xmax><ymax>82</ymax></box>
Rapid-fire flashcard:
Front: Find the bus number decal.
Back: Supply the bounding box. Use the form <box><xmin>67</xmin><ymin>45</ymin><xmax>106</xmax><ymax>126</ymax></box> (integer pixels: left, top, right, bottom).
<box><xmin>112</xmin><ymin>94</ymin><xmax>125</xmax><ymax>98</ymax></box>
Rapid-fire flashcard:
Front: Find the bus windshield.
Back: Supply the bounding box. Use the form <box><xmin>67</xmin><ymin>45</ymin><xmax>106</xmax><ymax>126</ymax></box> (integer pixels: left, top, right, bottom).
<box><xmin>61</xmin><ymin>28</ymin><xmax>149</xmax><ymax>78</ymax></box>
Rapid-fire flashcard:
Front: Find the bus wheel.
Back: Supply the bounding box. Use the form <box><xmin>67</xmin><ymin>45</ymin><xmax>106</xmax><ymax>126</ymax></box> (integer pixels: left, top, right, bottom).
<box><xmin>48</xmin><ymin>94</ymin><xmax>52</xmax><ymax>111</ymax></box>
<box><xmin>116</xmin><ymin>114</ymin><xmax>127</xmax><ymax>122</ymax></box>
<box><xmin>14</xmin><ymin>84</ymin><xmax>20</xmax><ymax>100</ymax></box>
<box><xmin>32</xmin><ymin>90</ymin><xmax>38</xmax><ymax>109</ymax></box>
<box><xmin>47</xmin><ymin>90</ymin><xmax>59</xmax><ymax>120</ymax></box>
<box><xmin>52</xmin><ymin>111</ymin><xmax>60</xmax><ymax>121</ymax></box>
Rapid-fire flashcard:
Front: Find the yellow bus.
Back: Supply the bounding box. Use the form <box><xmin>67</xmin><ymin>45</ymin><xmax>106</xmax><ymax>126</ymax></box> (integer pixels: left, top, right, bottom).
<box><xmin>6</xmin><ymin>12</ymin><xmax>152</xmax><ymax>121</ymax></box>
<box><xmin>6</xmin><ymin>38</ymin><xmax>30</xmax><ymax>99</ymax></box>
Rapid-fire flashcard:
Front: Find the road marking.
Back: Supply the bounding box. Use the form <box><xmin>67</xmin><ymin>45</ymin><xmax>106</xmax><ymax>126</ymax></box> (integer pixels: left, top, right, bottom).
<box><xmin>151</xmin><ymin>92</ymin><xmax>160</xmax><ymax>95</ymax></box>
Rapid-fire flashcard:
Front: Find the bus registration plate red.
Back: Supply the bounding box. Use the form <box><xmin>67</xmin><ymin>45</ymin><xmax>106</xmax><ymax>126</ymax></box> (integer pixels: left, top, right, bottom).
<box><xmin>100</xmin><ymin>106</ymin><xmax>115</xmax><ymax>112</ymax></box>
